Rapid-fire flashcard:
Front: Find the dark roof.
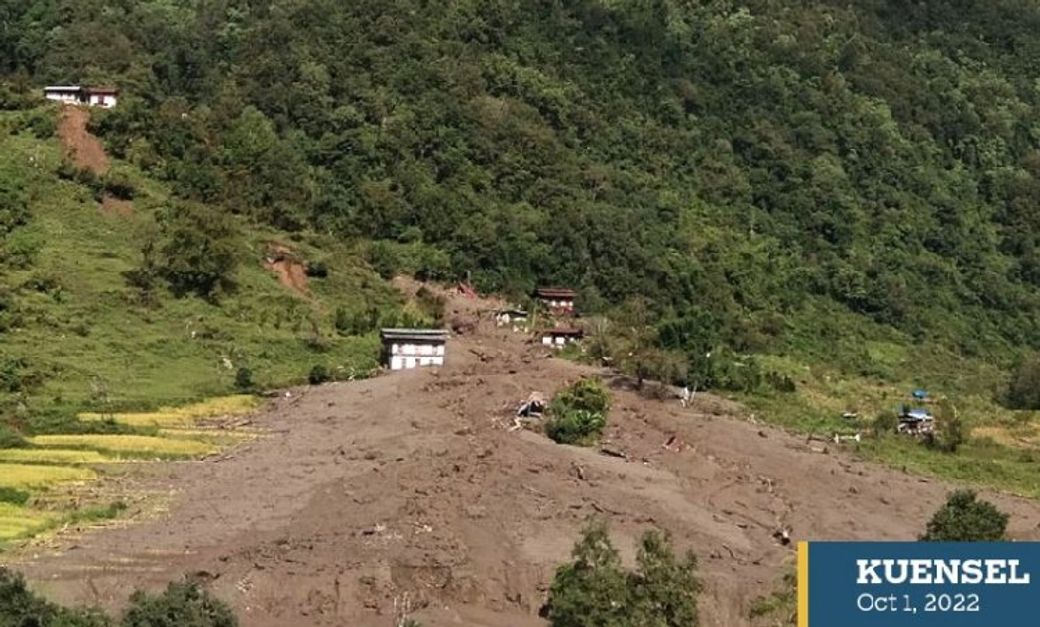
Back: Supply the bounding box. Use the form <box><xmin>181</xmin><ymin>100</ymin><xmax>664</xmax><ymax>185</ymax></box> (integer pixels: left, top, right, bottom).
<box><xmin>496</xmin><ymin>308</ymin><xmax>529</xmax><ymax>316</ymax></box>
<box><xmin>380</xmin><ymin>328</ymin><xmax>449</xmax><ymax>342</ymax></box>
<box><xmin>541</xmin><ymin>328</ymin><xmax>583</xmax><ymax>337</ymax></box>
<box><xmin>536</xmin><ymin>288</ymin><xmax>576</xmax><ymax>299</ymax></box>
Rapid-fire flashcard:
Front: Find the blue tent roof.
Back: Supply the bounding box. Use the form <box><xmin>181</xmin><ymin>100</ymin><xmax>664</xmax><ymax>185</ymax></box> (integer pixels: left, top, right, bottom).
<box><xmin>912</xmin><ymin>389</ymin><xmax>929</xmax><ymax>399</ymax></box>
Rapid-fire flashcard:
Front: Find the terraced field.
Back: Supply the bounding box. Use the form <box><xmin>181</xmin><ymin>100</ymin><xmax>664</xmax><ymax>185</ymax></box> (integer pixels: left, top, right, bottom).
<box><xmin>0</xmin><ymin>395</ymin><xmax>260</xmax><ymax>547</ymax></box>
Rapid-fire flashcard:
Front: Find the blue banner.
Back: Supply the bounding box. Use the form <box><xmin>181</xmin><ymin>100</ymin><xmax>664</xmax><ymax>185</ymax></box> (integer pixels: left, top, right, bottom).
<box><xmin>799</xmin><ymin>541</ymin><xmax>1040</xmax><ymax>627</ymax></box>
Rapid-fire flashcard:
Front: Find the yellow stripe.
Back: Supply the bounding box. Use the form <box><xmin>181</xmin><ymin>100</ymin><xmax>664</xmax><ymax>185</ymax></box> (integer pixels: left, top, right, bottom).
<box><xmin>798</xmin><ymin>541</ymin><xmax>810</xmax><ymax>627</ymax></box>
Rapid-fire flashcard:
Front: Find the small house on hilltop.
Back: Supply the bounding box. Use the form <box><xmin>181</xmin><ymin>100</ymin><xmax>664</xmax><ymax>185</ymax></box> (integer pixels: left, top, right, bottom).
<box><xmin>540</xmin><ymin>327</ymin><xmax>583</xmax><ymax>349</ymax></box>
<box><xmin>380</xmin><ymin>328</ymin><xmax>449</xmax><ymax>371</ymax></box>
<box><xmin>43</xmin><ymin>85</ymin><xmax>119</xmax><ymax>108</ymax></box>
<box><xmin>536</xmin><ymin>288</ymin><xmax>576</xmax><ymax>315</ymax></box>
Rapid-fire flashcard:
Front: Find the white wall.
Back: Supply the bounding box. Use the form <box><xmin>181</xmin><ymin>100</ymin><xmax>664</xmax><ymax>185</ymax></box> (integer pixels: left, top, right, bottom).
<box><xmin>388</xmin><ymin>342</ymin><xmax>446</xmax><ymax>370</ymax></box>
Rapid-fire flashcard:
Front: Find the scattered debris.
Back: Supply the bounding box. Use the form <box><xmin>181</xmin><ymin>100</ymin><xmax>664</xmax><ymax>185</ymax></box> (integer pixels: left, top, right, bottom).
<box><xmin>600</xmin><ymin>446</ymin><xmax>628</xmax><ymax>460</ymax></box>
<box><xmin>516</xmin><ymin>392</ymin><xmax>547</xmax><ymax>418</ymax></box>
<box><xmin>772</xmin><ymin>527</ymin><xmax>792</xmax><ymax>546</ymax></box>
<box><xmin>833</xmin><ymin>433</ymin><xmax>862</xmax><ymax>444</ymax></box>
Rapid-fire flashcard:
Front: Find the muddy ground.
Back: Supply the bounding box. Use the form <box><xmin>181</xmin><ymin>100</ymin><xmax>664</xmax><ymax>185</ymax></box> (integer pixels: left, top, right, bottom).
<box><xmin>9</xmin><ymin>287</ymin><xmax>1040</xmax><ymax>626</ymax></box>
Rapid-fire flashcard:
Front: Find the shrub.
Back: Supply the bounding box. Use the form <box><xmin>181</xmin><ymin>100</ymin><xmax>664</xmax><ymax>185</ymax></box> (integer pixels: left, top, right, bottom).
<box><xmin>0</xmin><ymin>177</ymin><xmax>29</xmax><ymax>237</ymax></box>
<box><xmin>0</xmin><ymin>568</ymin><xmax>111</xmax><ymax>626</ymax></box>
<box><xmin>921</xmin><ymin>490</ymin><xmax>1008</xmax><ymax>542</ymax></box>
<box><xmin>367</xmin><ymin>241</ymin><xmax>399</xmax><ymax>279</ymax></box>
<box><xmin>234</xmin><ymin>367</ymin><xmax>254</xmax><ymax>392</ymax></box>
<box><xmin>1006</xmin><ymin>354</ymin><xmax>1040</xmax><ymax>410</ymax></box>
<box><xmin>545</xmin><ymin>409</ymin><xmax>606</xmax><ymax>446</ymax></box>
<box><xmin>0</xmin><ymin>486</ymin><xmax>29</xmax><ymax>505</ymax></box>
<box><xmin>153</xmin><ymin>203</ymin><xmax>239</xmax><ymax>298</ymax></box>
<box><xmin>872</xmin><ymin>410</ymin><xmax>899</xmax><ymax>437</ymax></box>
<box><xmin>545</xmin><ymin>379</ymin><xmax>612</xmax><ymax>446</ymax></box>
<box><xmin>122</xmin><ymin>581</ymin><xmax>237</xmax><ymax>627</ymax></box>
<box><xmin>546</xmin><ymin>520</ymin><xmax>700</xmax><ymax>627</ymax></box>
<box><xmin>308</xmin><ymin>364</ymin><xmax>330</xmax><ymax>385</ymax></box>
<box><xmin>305</xmin><ymin>260</ymin><xmax>328</xmax><ymax>278</ymax></box>
<box><xmin>103</xmin><ymin>170</ymin><xmax>136</xmax><ymax>200</ymax></box>
<box><xmin>925</xmin><ymin>399</ymin><xmax>964</xmax><ymax>453</ymax></box>
<box><xmin>0</xmin><ymin>424</ymin><xmax>26</xmax><ymax>448</ymax></box>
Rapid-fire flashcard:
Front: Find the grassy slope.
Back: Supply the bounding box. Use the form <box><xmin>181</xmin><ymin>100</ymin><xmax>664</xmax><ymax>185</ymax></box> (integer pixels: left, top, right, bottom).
<box><xmin>1</xmin><ymin>109</ymin><xmax>396</xmax><ymax>411</ymax></box>
<box><xmin>0</xmin><ymin>107</ymin><xmax>405</xmax><ymax>546</ymax></box>
<box><xmin>741</xmin><ymin>303</ymin><xmax>1040</xmax><ymax>498</ymax></box>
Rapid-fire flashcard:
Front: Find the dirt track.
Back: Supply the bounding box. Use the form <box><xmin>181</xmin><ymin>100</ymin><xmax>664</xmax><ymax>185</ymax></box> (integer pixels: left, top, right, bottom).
<box><xmin>58</xmin><ymin>106</ymin><xmax>109</xmax><ymax>175</ymax></box>
<box><xmin>10</xmin><ymin>287</ymin><xmax>1040</xmax><ymax>626</ymax></box>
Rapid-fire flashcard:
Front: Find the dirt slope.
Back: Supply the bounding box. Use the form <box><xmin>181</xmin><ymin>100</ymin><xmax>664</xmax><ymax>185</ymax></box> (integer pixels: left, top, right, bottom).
<box><xmin>10</xmin><ymin>287</ymin><xmax>1040</xmax><ymax>626</ymax></box>
<box><xmin>57</xmin><ymin>106</ymin><xmax>109</xmax><ymax>175</ymax></box>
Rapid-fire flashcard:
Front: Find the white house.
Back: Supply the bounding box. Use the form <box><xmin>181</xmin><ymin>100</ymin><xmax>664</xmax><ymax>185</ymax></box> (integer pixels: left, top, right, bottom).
<box><xmin>43</xmin><ymin>86</ymin><xmax>83</xmax><ymax>104</ymax></box>
<box><xmin>85</xmin><ymin>87</ymin><xmax>119</xmax><ymax>108</ymax></box>
<box><xmin>380</xmin><ymin>328</ymin><xmax>449</xmax><ymax>371</ymax></box>
<box><xmin>43</xmin><ymin>85</ymin><xmax>119</xmax><ymax>108</ymax></box>
<box><xmin>536</xmin><ymin>288</ymin><xmax>576</xmax><ymax>314</ymax></box>
<box><xmin>540</xmin><ymin>327</ymin><xmax>583</xmax><ymax>348</ymax></box>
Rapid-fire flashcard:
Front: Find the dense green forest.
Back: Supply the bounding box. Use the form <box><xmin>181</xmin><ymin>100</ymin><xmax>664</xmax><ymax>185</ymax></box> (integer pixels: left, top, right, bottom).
<box><xmin>5</xmin><ymin>0</ymin><xmax>1040</xmax><ymax>378</ymax></box>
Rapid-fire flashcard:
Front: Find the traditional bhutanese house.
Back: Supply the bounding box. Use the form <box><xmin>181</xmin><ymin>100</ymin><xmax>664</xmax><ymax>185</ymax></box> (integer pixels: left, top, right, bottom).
<box><xmin>536</xmin><ymin>288</ymin><xmax>576</xmax><ymax>314</ymax></box>
<box><xmin>380</xmin><ymin>328</ymin><xmax>449</xmax><ymax>371</ymax></box>
<box><xmin>540</xmin><ymin>327</ymin><xmax>584</xmax><ymax>348</ymax></box>
<box><xmin>85</xmin><ymin>86</ymin><xmax>119</xmax><ymax>108</ymax></box>
<box><xmin>43</xmin><ymin>86</ymin><xmax>83</xmax><ymax>104</ymax></box>
<box><xmin>42</xmin><ymin>85</ymin><xmax>119</xmax><ymax>108</ymax></box>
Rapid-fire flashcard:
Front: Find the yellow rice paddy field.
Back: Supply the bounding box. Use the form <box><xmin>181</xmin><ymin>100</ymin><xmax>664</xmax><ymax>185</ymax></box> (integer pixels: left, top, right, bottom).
<box><xmin>29</xmin><ymin>434</ymin><xmax>219</xmax><ymax>457</ymax></box>
<box><xmin>0</xmin><ymin>395</ymin><xmax>261</xmax><ymax>548</ymax></box>
<box><xmin>78</xmin><ymin>395</ymin><xmax>260</xmax><ymax>427</ymax></box>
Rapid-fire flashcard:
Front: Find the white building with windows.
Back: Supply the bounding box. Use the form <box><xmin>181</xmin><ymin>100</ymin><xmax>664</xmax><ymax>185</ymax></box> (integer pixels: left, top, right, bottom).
<box><xmin>43</xmin><ymin>85</ymin><xmax>119</xmax><ymax>108</ymax></box>
<box><xmin>380</xmin><ymin>328</ymin><xmax>449</xmax><ymax>371</ymax></box>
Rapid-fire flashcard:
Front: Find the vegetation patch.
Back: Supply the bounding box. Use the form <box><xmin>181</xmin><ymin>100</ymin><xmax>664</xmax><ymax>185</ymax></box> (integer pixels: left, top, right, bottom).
<box><xmin>0</xmin><ymin>448</ymin><xmax>117</xmax><ymax>465</ymax></box>
<box><xmin>0</xmin><ymin>463</ymin><xmax>95</xmax><ymax>490</ymax></box>
<box><xmin>79</xmin><ymin>394</ymin><xmax>259</xmax><ymax>428</ymax></box>
<box><xmin>545</xmin><ymin>379</ymin><xmax>611</xmax><ymax>446</ymax></box>
<box><xmin>0</xmin><ymin>504</ymin><xmax>56</xmax><ymax>543</ymax></box>
<box><xmin>29</xmin><ymin>435</ymin><xmax>217</xmax><ymax>458</ymax></box>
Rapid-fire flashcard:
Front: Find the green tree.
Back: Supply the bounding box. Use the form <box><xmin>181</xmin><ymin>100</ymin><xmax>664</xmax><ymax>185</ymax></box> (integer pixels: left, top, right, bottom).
<box><xmin>122</xmin><ymin>582</ymin><xmax>237</xmax><ymax>627</ymax></box>
<box><xmin>153</xmin><ymin>203</ymin><xmax>238</xmax><ymax>298</ymax></box>
<box><xmin>546</xmin><ymin>520</ymin><xmax>630</xmax><ymax>627</ymax></box>
<box><xmin>547</xmin><ymin>521</ymin><xmax>700</xmax><ymax>627</ymax></box>
<box><xmin>1006</xmin><ymin>354</ymin><xmax>1040</xmax><ymax>410</ymax></box>
<box><xmin>921</xmin><ymin>490</ymin><xmax>1009</xmax><ymax>542</ymax></box>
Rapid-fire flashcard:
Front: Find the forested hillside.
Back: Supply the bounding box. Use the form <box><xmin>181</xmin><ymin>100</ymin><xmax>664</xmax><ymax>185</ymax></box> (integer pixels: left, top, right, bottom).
<box><xmin>5</xmin><ymin>0</ymin><xmax>1040</xmax><ymax>383</ymax></box>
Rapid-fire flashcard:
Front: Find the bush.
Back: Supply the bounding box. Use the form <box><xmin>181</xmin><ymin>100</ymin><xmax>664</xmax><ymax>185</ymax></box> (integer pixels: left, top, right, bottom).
<box><xmin>545</xmin><ymin>409</ymin><xmax>606</xmax><ymax>446</ymax></box>
<box><xmin>0</xmin><ymin>568</ymin><xmax>111</xmax><ymax>626</ymax></box>
<box><xmin>234</xmin><ymin>367</ymin><xmax>254</xmax><ymax>392</ymax></box>
<box><xmin>872</xmin><ymin>410</ymin><xmax>899</xmax><ymax>437</ymax></box>
<box><xmin>153</xmin><ymin>203</ymin><xmax>239</xmax><ymax>298</ymax></box>
<box><xmin>308</xmin><ymin>364</ymin><xmax>330</xmax><ymax>385</ymax></box>
<box><xmin>0</xmin><ymin>424</ymin><xmax>26</xmax><ymax>448</ymax></box>
<box><xmin>122</xmin><ymin>581</ymin><xmax>237</xmax><ymax>627</ymax></box>
<box><xmin>103</xmin><ymin>170</ymin><xmax>136</xmax><ymax>201</ymax></box>
<box><xmin>305</xmin><ymin>260</ymin><xmax>328</xmax><ymax>278</ymax></box>
<box><xmin>546</xmin><ymin>520</ymin><xmax>700</xmax><ymax>627</ymax></box>
<box><xmin>1006</xmin><ymin>354</ymin><xmax>1040</xmax><ymax>410</ymax></box>
<box><xmin>925</xmin><ymin>399</ymin><xmax>964</xmax><ymax>453</ymax></box>
<box><xmin>0</xmin><ymin>486</ymin><xmax>29</xmax><ymax>505</ymax></box>
<box><xmin>545</xmin><ymin>379</ymin><xmax>612</xmax><ymax>445</ymax></box>
<box><xmin>921</xmin><ymin>490</ymin><xmax>1008</xmax><ymax>541</ymax></box>
<box><xmin>367</xmin><ymin>241</ymin><xmax>399</xmax><ymax>280</ymax></box>
<box><xmin>0</xmin><ymin>177</ymin><xmax>29</xmax><ymax>237</ymax></box>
